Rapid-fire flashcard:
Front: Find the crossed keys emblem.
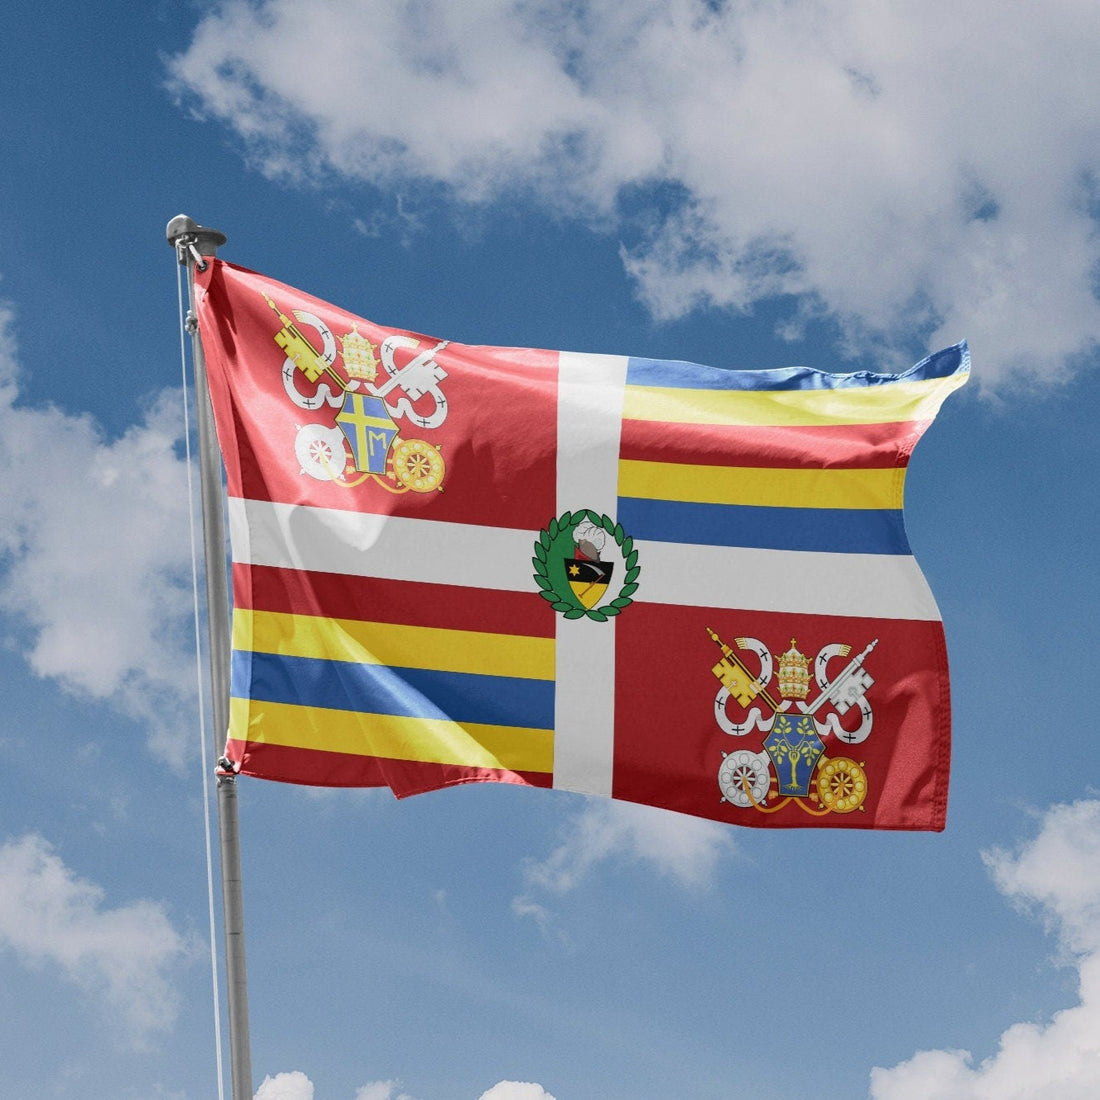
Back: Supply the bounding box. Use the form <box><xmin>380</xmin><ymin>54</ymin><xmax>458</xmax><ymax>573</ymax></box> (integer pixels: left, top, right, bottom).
<box><xmin>707</xmin><ymin>629</ymin><xmax>878</xmax><ymax>816</ymax></box>
<box><xmin>266</xmin><ymin>293</ymin><xmax>448</xmax><ymax>493</ymax></box>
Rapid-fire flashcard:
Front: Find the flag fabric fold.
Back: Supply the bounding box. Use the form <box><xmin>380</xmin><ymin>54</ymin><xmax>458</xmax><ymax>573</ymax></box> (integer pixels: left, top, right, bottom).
<box><xmin>195</xmin><ymin>258</ymin><xmax>968</xmax><ymax>830</ymax></box>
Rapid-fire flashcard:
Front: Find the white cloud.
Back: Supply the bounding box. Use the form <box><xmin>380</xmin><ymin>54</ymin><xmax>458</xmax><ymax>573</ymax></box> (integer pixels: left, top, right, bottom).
<box><xmin>355</xmin><ymin>1083</ymin><xmax>397</xmax><ymax>1100</ymax></box>
<box><xmin>984</xmin><ymin>801</ymin><xmax>1100</xmax><ymax>956</ymax></box>
<box><xmin>514</xmin><ymin>798</ymin><xmax>734</xmax><ymax>933</ymax></box>
<box><xmin>522</xmin><ymin>798</ymin><xmax>734</xmax><ymax>894</ymax></box>
<box><xmin>0</xmin><ymin>300</ymin><xmax>197</xmax><ymax>765</ymax></box>
<box><xmin>254</xmin><ymin>1071</ymin><xmax>315</xmax><ymax>1099</ymax></box>
<box><xmin>869</xmin><ymin>800</ymin><xmax>1100</xmax><ymax>1098</ymax></box>
<box><xmin>0</xmin><ymin>833</ymin><xmax>188</xmax><ymax>1049</ymax></box>
<box><xmin>169</xmin><ymin>0</ymin><xmax>1100</xmax><ymax>386</ymax></box>
<box><xmin>356</xmin><ymin>1081</ymin><xmax>417</xmax><ymax>1100</ymax></box>
<box><xmin>256</xmin><ymin>1076</ymin><xmax>548</xmax><ymax>1099</ymax></box>
<box><xmin>478</xmin><ymin>1083</ymin><xmax>556</xmax><ymax>1100</ymax></box>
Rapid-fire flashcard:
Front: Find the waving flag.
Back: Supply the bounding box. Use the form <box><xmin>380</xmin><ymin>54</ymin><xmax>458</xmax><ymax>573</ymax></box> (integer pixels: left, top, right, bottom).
<box><xmin>195</xmin><ymin>258</ymin><xmax>968</xmax><ymax>830</ymax></box>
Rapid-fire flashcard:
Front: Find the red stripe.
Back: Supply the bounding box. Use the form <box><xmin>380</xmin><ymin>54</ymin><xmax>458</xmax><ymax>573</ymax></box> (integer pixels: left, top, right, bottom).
<box><xmin>225</xmin><ymin>740</ymin><xmax>552</xmax><ymax>796</ymax></box>
<box><xmin>233</xmin><ymin>563</ymin><xmax>556</xmax><ymax>638</ymax></box>
<box><xmin>619</xmin><ymin>418</ymin><xmax>926</xmax><ymax>470</ymax></box>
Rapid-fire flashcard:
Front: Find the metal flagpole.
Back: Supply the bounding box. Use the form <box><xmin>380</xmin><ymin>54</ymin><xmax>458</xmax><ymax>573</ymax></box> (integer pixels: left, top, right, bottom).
<box><xmin>167</xmin><ymin>215</ymin><xmax>253</xmax><ymax>1100</ymax></box>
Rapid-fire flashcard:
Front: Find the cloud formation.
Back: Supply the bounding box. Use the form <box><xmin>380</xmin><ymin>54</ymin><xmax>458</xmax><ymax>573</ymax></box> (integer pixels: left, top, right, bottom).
<box><xmin>478</xmin><ymin>1083</ymin><xmax>556</xmax><ymax>1100</ymax></box>
<box><xmin>514</xmin><ymin>797</ymin><xmax>733</xmax><ymax>934</ymax></box>
<box><xmin>254</xmin><ymin>1071</ymin><xmax>315</xmax><ymax>1099</ymax></box>
<box><xmin>356</xmin><ymin>1081</ymin><xmax>417</xmax><ymax>1100</ymax></box>
<box><xmin>252</xmin><ymin>1075</ymin><xmax>550</xmax><ymax>1099</ymax></box>
<box><xmin>869</xmin><ymin>800</ymin><xmax>1100</xmax><ymax>1098</ymax></box>
<box><xmin>169</xmin><ymin>0</ymin><xmax>1100</xmax><ymax>385</ymax></box>
<box><xmin>523</xmin><ymin>797</ymin><xmax>734</xmax><ymax>893</ymax></box>
<box><xmin>0</xmin><ymin>833</ymin><xmax>188</xmax><ymax>1048</ymax></box>
<box><xmin>0</xmin><ymin>302</ymin><xmax>197</xmax><ymax>765</ymax></box>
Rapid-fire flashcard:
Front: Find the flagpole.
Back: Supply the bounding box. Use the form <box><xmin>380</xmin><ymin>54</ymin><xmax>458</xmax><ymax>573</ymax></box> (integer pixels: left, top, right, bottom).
<box><xmin>167</xmin><ymin>215</ymin><xmax>253</xmax><ymax>1100</ymax></box>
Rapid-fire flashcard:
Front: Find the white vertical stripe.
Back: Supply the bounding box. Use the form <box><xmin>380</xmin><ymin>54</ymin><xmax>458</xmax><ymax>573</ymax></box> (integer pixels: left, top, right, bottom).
<box><xmin>555</xmin><ymin>352</ymin><xmax>630</xmax><ymax>515</ymax></box>
<box><xmin>553</xmin><ymin>615</ymin><xmax>619</xmax><ymax>797</ymax></box>
<box><xmin>553</xmin><ymin>352</ymin><xmax>629</xmax><ymax>797</ymax></box>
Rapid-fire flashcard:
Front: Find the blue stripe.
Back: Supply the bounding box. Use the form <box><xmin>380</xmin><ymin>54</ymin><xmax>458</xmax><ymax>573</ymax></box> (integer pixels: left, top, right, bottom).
<box><xmin>625</xmin><ymin>341</ymin><xmax>969</xmax><ymax>392</ymax></box>
<box><xmin>231</xmin><ymin>651</ymin><xmax>555</xmax><ymax>729</ymax></box>
<box><xmin>617</xmin><ymin>496</ymin><xmax>910</xmax><ymax>555</ymax></box>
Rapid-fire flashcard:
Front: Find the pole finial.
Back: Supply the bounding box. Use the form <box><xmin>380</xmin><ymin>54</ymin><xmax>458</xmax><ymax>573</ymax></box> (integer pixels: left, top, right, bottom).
<box><xmin>166</xmin><ymin>214</ymin><xmax>227</xmax><ymax>268</ymax></box>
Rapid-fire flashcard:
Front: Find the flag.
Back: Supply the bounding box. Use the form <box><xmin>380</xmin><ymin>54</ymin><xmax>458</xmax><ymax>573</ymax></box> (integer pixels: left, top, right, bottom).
<box><xmin>194</xmin><ymin>258</ymin><xmax>968</xmax><ymax>830</ymax></box>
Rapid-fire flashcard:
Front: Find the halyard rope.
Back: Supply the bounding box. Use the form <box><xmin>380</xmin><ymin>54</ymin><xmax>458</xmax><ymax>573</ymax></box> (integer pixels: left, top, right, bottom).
<box><xmin>177</xmin><ymin>258</ymin><xmax>227</xmax><ymax>1100</ymax></box>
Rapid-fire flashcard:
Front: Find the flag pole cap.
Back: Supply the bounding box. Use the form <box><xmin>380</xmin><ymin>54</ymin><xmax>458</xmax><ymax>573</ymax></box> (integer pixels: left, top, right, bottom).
<box><xmin>166</xmin><ymin>214</ymin><xmax>227</xmax><ymax>254</ymax></box>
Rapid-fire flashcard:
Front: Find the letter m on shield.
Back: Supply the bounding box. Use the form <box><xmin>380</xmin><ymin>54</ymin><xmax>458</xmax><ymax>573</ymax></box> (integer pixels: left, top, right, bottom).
<box><xmin>336</xmin><ymin>393</ymin><xmax>399</xmax><ymax>474</ymax></box>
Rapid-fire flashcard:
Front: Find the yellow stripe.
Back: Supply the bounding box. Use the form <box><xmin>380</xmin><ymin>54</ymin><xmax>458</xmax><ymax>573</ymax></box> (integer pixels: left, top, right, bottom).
<box><xmin>230</xmin><ymin>696</ymin><xmax>553</xmax><ymax>773</ymax></box>
<box><xmin>233</xmin><ymin>610</ymin><xmax>554</xmax><ymax>680</ymax></box>
<box><xmin>618</xmin><ymin>459</ymin><xmax>900</xmax><ymax>510</ymax></box>
<box><xmin>623</xmin><ymin>375</ymin><xmax>965</xmax><ymax>427</ymax></box>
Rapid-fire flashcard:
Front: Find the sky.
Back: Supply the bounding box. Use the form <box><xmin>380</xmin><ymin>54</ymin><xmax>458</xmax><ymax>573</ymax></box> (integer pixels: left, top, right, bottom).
<box><xmin>1</xmin><ymin>1</ymin><xmax>1099</xmax><ymax>1097</ymax></box>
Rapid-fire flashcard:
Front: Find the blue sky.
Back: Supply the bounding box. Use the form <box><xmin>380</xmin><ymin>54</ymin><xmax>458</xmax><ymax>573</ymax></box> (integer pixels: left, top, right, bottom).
<box><xmin>1</xmin><ymin>2</ymin><xmax>1099</xmax><ymax>1098</ymax></box>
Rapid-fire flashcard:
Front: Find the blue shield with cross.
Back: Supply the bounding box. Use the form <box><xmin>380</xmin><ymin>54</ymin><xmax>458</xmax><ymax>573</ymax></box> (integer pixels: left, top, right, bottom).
<box><xmin>336</xmin><ymin>392</ymin><xmax>399</xmax><ymax>474</ymax></box>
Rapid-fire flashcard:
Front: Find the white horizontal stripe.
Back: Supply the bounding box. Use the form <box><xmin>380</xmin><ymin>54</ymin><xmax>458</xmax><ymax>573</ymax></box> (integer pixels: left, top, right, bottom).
<box><xmin>229</xmin><ymin>498</ymin><xmax>941</xmax><ymax>621</ymax></box>
<box><xmin>229</xmin><ymin>498</ymin><xmax>537</xmax><ymax>591</ymax></box>
<box><xmin>633</xmin><ymin>540</ymin><xmax>943</xmax><ymax>621</ymax></box>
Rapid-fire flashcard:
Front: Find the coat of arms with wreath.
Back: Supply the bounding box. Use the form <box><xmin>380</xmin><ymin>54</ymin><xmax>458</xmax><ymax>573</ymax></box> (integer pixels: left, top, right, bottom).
<box><xmin>532</xmin><ymin>510</ymin><xmax>639</xmax><ymax>622</ymax></box>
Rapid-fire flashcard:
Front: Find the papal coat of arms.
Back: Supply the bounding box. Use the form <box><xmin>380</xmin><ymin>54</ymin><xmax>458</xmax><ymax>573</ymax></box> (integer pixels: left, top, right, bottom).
<box><xmin>266</xmin><ymin>293</ymin><xmax>448</xmax><ymax>493</ymax></box>
<box><xmin>708</xmin><ymin>629</ymin><xmax>877</xmax><ymax>817</ymax></box>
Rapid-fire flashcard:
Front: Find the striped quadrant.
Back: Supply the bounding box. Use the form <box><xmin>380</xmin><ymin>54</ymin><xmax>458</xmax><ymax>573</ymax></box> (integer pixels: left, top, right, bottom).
<box><xmin>228</xmin><ymin>603</ymin><xmax>555</xmax><ymax>777</ymax></box>
<box><xmin>552</xmin><ymin>351</ymin><xmax>629</xmax><ymax>798</ymax></box>
<box><xmin>615</xmin><ymin>360</ymin><xmax>967</xmax><ymax>555</ymax></box>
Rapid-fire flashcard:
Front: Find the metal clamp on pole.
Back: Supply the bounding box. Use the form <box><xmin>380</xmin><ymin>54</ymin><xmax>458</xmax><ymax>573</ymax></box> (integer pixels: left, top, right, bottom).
<box><xmin>167</xmin><ymin>214</ymin><xmax>252</xmax><ymax>1100</ymax></box>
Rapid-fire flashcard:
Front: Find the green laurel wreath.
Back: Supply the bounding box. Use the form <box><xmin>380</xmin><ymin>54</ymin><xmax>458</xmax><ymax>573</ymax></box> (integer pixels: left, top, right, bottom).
<box><xmin>532</xmin><ymin>509</ymin><xmax>640</xmax><ymax>622</ymax></box>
